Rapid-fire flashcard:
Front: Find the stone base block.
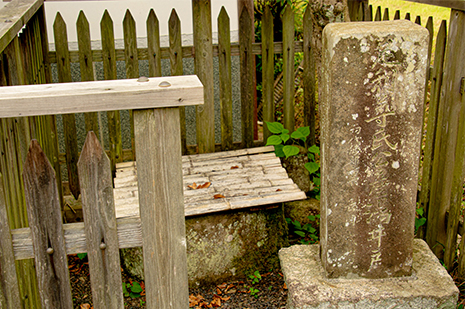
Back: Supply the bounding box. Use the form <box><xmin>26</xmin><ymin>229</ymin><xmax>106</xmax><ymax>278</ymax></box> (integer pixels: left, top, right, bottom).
<box><xmin>279</xmin><ymin>239</ymin><xmax>458</xmax><ymax>308</ymax></box>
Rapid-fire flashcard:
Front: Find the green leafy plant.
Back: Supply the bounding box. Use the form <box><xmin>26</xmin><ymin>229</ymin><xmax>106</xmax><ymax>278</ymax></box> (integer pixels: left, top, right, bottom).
<box><xmin>265</xmin><ymin>121</ymin><xmax>320</xmax><ymax>199</ymax></box>
<box><xmin>77</xmin><ymin>253</ymin><xmax>87</xmax><ymax>260</ymax></box>
<box><xmin>249</xmin><ymin>287</ymin><xmax>260</xmax><ymax>298</ymax></box>
<box><xmin>415</xmin><ymin>207</ymin><xmax>426</xmax><ymax>234</ymax></box>
<box><xmin>123</xmin><ymin>281</ymin><xmax>143</xmax><ymax>299</ymax></box>
<box><xmin>286</xmin><ymin>214</ymin><xmax>320</xmax><ymax>244</ymax></box>
<box><xmin>249</xmin><ymin>270</ymin><xmax>262</xmax><ymax>284</ymax></box>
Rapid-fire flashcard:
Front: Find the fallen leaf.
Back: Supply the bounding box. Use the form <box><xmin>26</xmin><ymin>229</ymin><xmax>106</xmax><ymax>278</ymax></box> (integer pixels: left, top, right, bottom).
<box><xmin>283</xmin><ymin>282</ymin><xmax>288</xmax><ymax>289</ymax></box>
<box><xmin>276</xmin><ymin>188</ymin><xmax>282</xmax><ymax>191</ymax></box>
<box><xmin>216</xmin><ymin>287</ymin><xmax>222</xmax><ymax>295</ymax></box>
<box><xmin>197</xmin><ymin>182</ymin><xmax>211</xmax><ymax>189</ymax></box>
<box><xmin>217</xmin><ymin>283</ymin><xmax>228</xmax><ymax>289</ymax></box>
<box><xmin>214</xmin><ymin>194</ymin><xmax>225</xmax><ymax>199</ymax></box>
<box><xmin>230</xmin><ymin>165</ymin><xmax>239</xmax><ymax>169</ymax></box>
<box><xmin>80</xmin><ymin>304</ymin><xmax>91</xmax><ymax>309</ymax></box>
<box><xmin>220</xmin><ymin>296</ymin><xmax>231</xmax><ymax>301</ymax></box>
<box><xmin>188</xmin><ymin>182</ymin><xmax>198</xmax><ymax>190</ymax></box>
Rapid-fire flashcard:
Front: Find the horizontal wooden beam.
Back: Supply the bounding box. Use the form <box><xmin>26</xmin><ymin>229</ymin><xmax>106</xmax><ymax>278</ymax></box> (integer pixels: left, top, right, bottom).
<box><xmin>48</xmin><ymin>41</ymin><xmax>304</xmax><ymax>63</ymax></box>
<box><xmin>0</xmin><ymin>75</ymin><xmax>203</xmax><ymax>118</ymax></box>
<box><xmin>404</xmin><ymin>0</ymin><xmax>465</xmax><ymax>11</ymax></box>
<box><xmin>0</xmin><ymin>0</ymin><xmax>43</xmax><ymax>53</ymax></box>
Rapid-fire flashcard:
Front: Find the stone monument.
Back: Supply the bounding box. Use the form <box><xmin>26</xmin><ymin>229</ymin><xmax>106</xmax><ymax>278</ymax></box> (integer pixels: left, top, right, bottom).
<box><xmin>279</xmin><ymin>20</ymin><xmax>459</xmax><ymax>308</ymax></box>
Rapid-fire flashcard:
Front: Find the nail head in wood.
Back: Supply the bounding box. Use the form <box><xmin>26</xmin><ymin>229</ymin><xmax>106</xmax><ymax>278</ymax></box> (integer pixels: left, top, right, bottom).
<box><xmin>100</xmin><ymin>243</ymin><xmax>107</xmax><ymax>250</ymax></box>
<box><xmin>46</xmin><ymin>248</ymin><xmax>54</xmax><ymax>255</ymax></box>
<box><xmin>159</xmin><ymin>81</ymin><xmax>171</xmax><ymax>87</ymax></box>
<box><xmin>137</xmin><ymin>76</ymin><xmax>149</xmax><ymax>82</ymax></box>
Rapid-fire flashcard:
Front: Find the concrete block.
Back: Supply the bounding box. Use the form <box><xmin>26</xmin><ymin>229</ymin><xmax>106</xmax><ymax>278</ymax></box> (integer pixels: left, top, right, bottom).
<box><xmin>279</xmin><ymin>239</ymin><xmax>458</xmax><ymax>309</ymax></box>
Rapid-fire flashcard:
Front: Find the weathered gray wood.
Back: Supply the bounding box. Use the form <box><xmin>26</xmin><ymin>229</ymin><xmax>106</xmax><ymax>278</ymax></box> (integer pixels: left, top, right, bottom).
<box><xmin>77</xmin><ymin>132</ymin><xmax>124</xmax><ymax>308</ymax></box>
<box><xmin>134</xmin><ymin>107</ymin><xmax>188</xmax><ymax>308</ymax></box>
<box><xmin>169</xmin><ymin>9</ymin><xmax>187</xmax><ymax>155</ymax></box>
<box><xmin>48</xmin><ymin>41</ymin><xmax>306</xmax><ymax>63</ymax></box>
<box><xmin>123</xmin><ymin>9</ymin><xmax>138</xmax><ymax>161</ymax></box>
<box><xmin>261</xmin><ymin>5</ymin><xmax>274</xmax><ymax>143</ymax></box>
<box><xmin>218</xmin><ymin>7</ymin><xmax>233</xmax><ymax>151</ymax></box>
<box><xmin>0</xmin><ymin>0</ymin><xmax>43</xmax><ymax>54</ymax></box>
<box><xmin>192</xmin><ymin>0</ymin><xmax>215</xmax><ymax>153</ymax></box>
<box><xmin>239</xmin><ymin>6</ymin><xmax>254</xmax><ymax>148</ymax></box>
<box><xmin>303</xmin><ymin>6</ymin><xmax>316</xmax><ymax>146</ymax></box>
<box><xmin>146</xmin><ymin>9</ymin><xmax>161</xmax><ymax>77</ymax></box>
<box><xmin>0</xmin><ymin>75</ymin><xmax>203</xmax><ymax>118</ymax></box>
<box><xmin>427</xmin><ymin>10</ymin><xmax>465</xmax><ymax>258</ymax></box>
<box><xmin>54</xmin><ymin>12</ymin><xmax>80</xmax><ymax>200</ymax></box>
<box><xmin>22</xmin><ymin>140</ymin><xmax>73</xmax><ymax>308</ymax></box>
<box><xmin>282</xmin><ymin>4</ymin><xmax>295</xmax><ymax>132</ymax></box>
<box><xmin>77</xmin><ymin>10</ymin><xmax>99</xmax><ymax>139</ymax></box>
<box><xmin>419</xmin><ymin>20</ymin><xmax>447</xmax><ymax>240</ymax></box>
<box><xmin>100</xmin><ymin>10</ymin><xmax>122</xmax><ymax>177</ymax></box>
<box><xmin>0</xmin><ymin>173</ymin><xmax>21</xmax><ymax>308</ymax></box>
<box><xmin>404</xmin><ymin>0</ymin><xmax>465</xmax><ymax>10</ymax></box>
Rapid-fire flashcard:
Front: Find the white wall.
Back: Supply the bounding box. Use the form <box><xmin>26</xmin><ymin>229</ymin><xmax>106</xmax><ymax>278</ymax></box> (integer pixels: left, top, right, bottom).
<box><xmin>44</xmin><ymin>1</ymin><xmax>238</xmax><ymax>44</ymax></box>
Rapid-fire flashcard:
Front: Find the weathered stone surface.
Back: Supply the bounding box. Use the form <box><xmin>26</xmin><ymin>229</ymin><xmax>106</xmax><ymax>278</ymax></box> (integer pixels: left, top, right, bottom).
<box><xmin>120</xmin><ymin>205</ymin><xmax>288</xmax><ymax>287</ymax></box>
<box><xmin>320</xmin><ymin>20</ymin><xmax>429</xmax><ymax>278</ymax></box>
<box><xmin>279</xmin><ymin>239</ymin><xmax>459</xmax><ymax>309</ymax></box>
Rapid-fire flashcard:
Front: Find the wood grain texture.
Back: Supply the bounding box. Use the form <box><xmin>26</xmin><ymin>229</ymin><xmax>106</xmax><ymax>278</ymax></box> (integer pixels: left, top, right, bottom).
<box><xmin>77</xmin><ymin>11</ymin><xmax>99</xmax><ymax>139</ymax></box>
<box><xmin>0</xmin><ymin>173</ymin><xmax>21</xmax><ymax>308</ymax></box>
<box><xmin>0</xmin><ymin>75</ymin><xmax>203</xmax><ymax>118</ymax></box>
<box><xmin>261</xmin><ymin>5</ymin><xmax>274</xmax><ymax>143</ymax></box>
<box><xmin>239</xmin><ymin>6</ymin><xmax>254</xmax><ymax>148</ymax></box>
<box><xmin>192</xmin><ymin>0</ymin><xmax>215</xmax><ymax>154</ymax></box>
<box><xmin>0</xmin><ymin>0</ymin><xmax>43</xmax><ymax>54</ymax></box>
<box><xmin>169</xmin><ymin>9</ymin><xmax>187</xmax><ymax>155</ymax></box>
<box><xmin>427</xmin><ymin>10</ymin><xmax>465</xmax><ymax>259</ymax></box>
<box><xmin>218</xmin><ymin>7</ymin><xmax>233</xmax><ymax>151</ymax></box>
<box><xmin>54</xmin><ymin>12</ymin><xmax>80</xmax><ymax>200</ymax></box>
<box><xmin>419</xmin><ymin>20</ymin><xmax>447</xmax><ymax>240</ymax></box>
<box><xmin>282</xmin><ymin>4</ymin><xmax>295</xmax><ymax>132</ymax></box>
<box><xmin>22</xmin><ymin>140</ymin><xmax>73</xmax><ymax>308</ymax></box>
<box><xmin>303</xmin><ymin>6</ymin><xmax>316</xmax><ymax>146</ymax></box>
<box><xmin>77</xmin><ymin>132</ymin><xmax>124</xmax><ymax>308</ymax></box>
<box><xmin>134</xmin><ymin>108</ymin><xmax>188</xmax><ymax>308</ymax></box>
<box><xmin>146</xmin><ymin>9</ymin><xmax>161</xmax><ymax>77</ymax></box>
<box><xmin>100</xmin><ymin>10</ymin><xmax>122</xmax><ymax>177</ymax></box>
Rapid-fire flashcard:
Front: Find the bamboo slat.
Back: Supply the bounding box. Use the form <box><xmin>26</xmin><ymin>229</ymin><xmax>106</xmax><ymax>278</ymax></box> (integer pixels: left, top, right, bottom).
<box><xmin>218</xmin><ymin>7</ymin><xmax>233</xmax><ymax>151</ymax></box>
<box><xmin>77</xmin><ymin>132</ymin><xmax>124</xmax><ymax>308</ymax></box>
<box><xmin>146</xmin><ymin>9</ymin><xmax>161</xmax><ymax>77</ymax></box>
<box><xmin>383</xmin><ymin>8</ymin><xmax>389</xmax><ymax>20</ymax></box>
<box><xmin>169</xmin><ymin>9</ymin><xmax>187</xmax><ymax>154</ymax></box>
<box><xmin>23</xmin><ymin>140</ymin><xmax>73</xmax><ymax>308</ymax></box>
<box><xmin>374</xmin><ymin>6</ymin><xmax>382</xmax><ymax>21</ymax></box>
<box><xmin>134</xmin><ymin>107</ymin><xmax>189</xmax><ymax>308</ymax></box>
<box><xmin>192</xmin><ymin>0</ymin><xmax>215</xmax><ymax>153</ymax></box>
<box><xmin>282</xmin><ymin>4</ymin><xmax>295</xmax><ymax>132</ymax></box>
<box><xmin>303</xmin><ymin>6</ymin><xmax>316</xmax><ymax>146</ymax></box>
<box><xmin>77</xmin><ymin>11</ymin><xmax>99</xmax><ymax>139</ymax></box>
<box><xmin>54</xmin><ymin>12</ymin><xmax>80</xmax><ymax>200</ymax></box>
<box><xmin>239</xmin><ymin>6</ymin><xmax>254</xmax><ymax>148</ymax></box>
<box><xmin>394</xmin><ymin>10</ymin><xmax>401</xmax><ymax>20</ymax></box>
<box><xmin>261</xmin><ymin>5</ymin><xmax>274</xmax><ymax>143</ymax></box>
<box><xmin>100</xmin><ymin>10</ymin><xmax>122</xmax><ymax>178</ymax></box>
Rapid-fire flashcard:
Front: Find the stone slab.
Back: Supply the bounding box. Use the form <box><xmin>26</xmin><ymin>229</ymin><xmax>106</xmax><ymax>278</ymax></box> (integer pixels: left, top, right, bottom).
<box><xmin>279</xmin><ymin>239</ymin><xmax>459</xmax><ymax>309</ymax></box>
<box><xmin>320</xmin><ymin>20</ymin><xmax>429</xmax><ymax>278</ymax></box>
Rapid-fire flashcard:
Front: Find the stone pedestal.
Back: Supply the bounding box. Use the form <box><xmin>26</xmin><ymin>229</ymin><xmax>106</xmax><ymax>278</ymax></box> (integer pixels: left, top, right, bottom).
<box><xmin>279</xmin><ymin>240</ymin><xmax>459</xmax><ymax>309</ymax></box>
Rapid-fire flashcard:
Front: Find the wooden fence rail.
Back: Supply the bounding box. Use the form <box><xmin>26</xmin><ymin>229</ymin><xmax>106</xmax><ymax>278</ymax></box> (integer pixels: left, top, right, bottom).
<box><xmin>0</xmin><ymin>75</ymin><xmax>203</xmax><ymax>308</ymax></box>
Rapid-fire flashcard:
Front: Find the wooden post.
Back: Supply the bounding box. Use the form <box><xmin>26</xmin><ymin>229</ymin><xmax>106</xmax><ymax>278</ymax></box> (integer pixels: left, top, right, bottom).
<box><xmin>147</xmin><ymin>9</ymin><xmax>162</xmax><ymax>77</ymax></box>
<box><xmin>303</xmin><ymin>5</ymin><xmax>316</xmax><ymax>146</ymax></box>
<box><xmin>426</xmin><ymin>9</ymin><xmax>465</xmax><ymax>259</ymax></box>
<box><xmin>192</xmin><ymin>0</ymin><xmax>215</xmax><ymax>153</ymax></box>
<box><xmin>78</xmin><ymin>132</ymin><xmax>124</xmax><ymax>308</ymax></box>
<box><xmin>54</xmin><ymin>12</ymin><xmax>80</xmax><ymax>200</ymax></box>
<box><xmin>419</xmin><ymin>20</ymin><xmax>447</xmax><ymax>240</ymax></box>
<box><xmin>77</xmin><ymin>11</ymin><xmax>99</xmax><ymax>139</ymax></box>
<box><xmin>134</xmin><ymin>107</ymin><xmax>188</xmax><ymax>308</ymax></box>
<box><xmin>101</xmin><ymin>10</ymin><xmax>123</xmax><ymax>178</ymax></box>
<box><xmin>0</xmin><ymin>173</ymin><xmax>21</xmax><ymax>308</ymax></box>
<box><xmin>169</xmin><ymin>9</ymin><xmax>187</xmax><ymax>155</ymax></box>
<box><xmin>282</xmin><ymin>4</ymin><xmax>295</xmax><ymax>132</ymax></box>
<box><xmin>239</xmin><ymin>6</ymin><xmax>254</xmax><ymax>148</ymax></box>
<box><xmin>261</xmin><ymin>5</ymin><xmax>274</xmax><ymax>143</ymax></box>
<box><xmin>23</xmin><ymin>140</ymin><xmax>73</xmax><ymax>308</ymax></box>
<box><xmin>218</xmin><ymin>7</ymin><xmax>233</xmax><ymax>151</ymax></box>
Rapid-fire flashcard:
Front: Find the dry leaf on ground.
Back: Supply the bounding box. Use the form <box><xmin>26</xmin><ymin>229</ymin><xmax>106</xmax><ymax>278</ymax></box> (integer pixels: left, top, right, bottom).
<box><xmin>214</xmin><ymin>194</ymin><xmax>225</xmax><ymax>199</ymax></box>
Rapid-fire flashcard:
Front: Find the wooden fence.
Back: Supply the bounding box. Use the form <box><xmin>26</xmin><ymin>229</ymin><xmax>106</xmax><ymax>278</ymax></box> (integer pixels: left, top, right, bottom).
<box><xmin>0</xmin><ymin>75</ymin><xmax>203</xmax><ymax>308</ymax></box>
